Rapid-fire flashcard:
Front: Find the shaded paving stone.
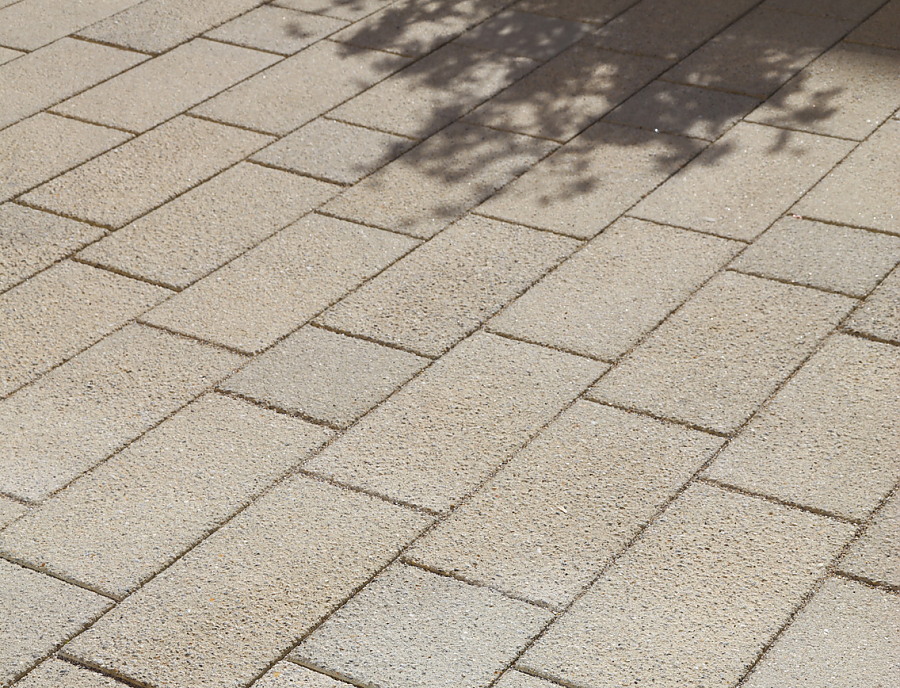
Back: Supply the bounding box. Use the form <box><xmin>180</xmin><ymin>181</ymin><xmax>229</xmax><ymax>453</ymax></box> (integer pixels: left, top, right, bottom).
<box><xmin>838</xmin><ymin>489</ymin><xmax>900</xmax><ymax>588</ymax></box>
<box><xmin>846</xmin><ymin>0</ymin><xmax>900</xmax><ymax>49</ymax></box>
<box><xmin>205</xmin><ymin>5</ymin><xmax>348</xmax><ymax>54</ymax></box>
<box><xmin>456</xmin><ymin>9</ymin><xmax>592</xmax><ymax>61</ymax></box>
<box><xmin>846</xmin><ymin>265</ymin><xmax>900</xmax><ymax>344</ymax></box>
<box><xmin>0</xmin><ymin>0</ymin><xmax>141</xmax><ymax>51</ymax></box>
<box><xmin>512</xmin><ymin>0</ymin><xmax>638</xmax><ymax>24</ymax></box>
<box><xmin>14</xmin><ymin>659</ymin><xmax>124</xmax><ymax>688</ymax></box>
<box><xmin>762</xmin><ymin>0</ymin><xmax>887</xmax><ymax>21</ymax></box>
<box><xmin>274</xmin><ymin>0</ymin><xmax>394</xmax><ymax>21</ymax></box>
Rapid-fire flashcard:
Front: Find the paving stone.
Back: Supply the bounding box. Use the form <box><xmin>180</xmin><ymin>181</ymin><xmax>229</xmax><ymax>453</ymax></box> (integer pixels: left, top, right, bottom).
<box><xmin>847</xmin><ymin>265</ymin><xmax>900</xmax><ymax>344</ymax></box>
<box><xmin>477</xmin><ymin>122</ymin><xmax>703</xmax><ymax>239</ymax></box>
<box><xmin>0</xmin><ymin>48</ymin><xmax>22</xmax><ymax>66</ymax></box>
<box><xmin>512</xmin><ymin>0</ymin><xmax>637</xmax><ymax>24</ymax></box>
<box><xmin>254</xmin><ymin>662</ymin><xmax>350</xmax><ymax>688</ymax></box>
<box><xmin>0</xmin><ymin>324</ymin><xmax>244</xmax><ymax>503</ymax></box>
<box><xmin>0</xmin><ymin>559</ymin><xmax>112</xmax><ymax>687</ymax></box>
<box><xmin>407</xmin><ymin>402</ymin><xmax>724</xmax><ymax>608</ymax></box>
<box><xmin>63</xmin><ymin>477</ymin><xmax>431</xmax><ymax>688</ymax></box>
<box><xmin>78</xmin><ymin>163</ymin><xmax>339</xmax><ymax>290</ymax></box>
<box><xmin>456</xmin><ymin>10</ymin><xmax>591</xmax><ymax>61</ymax></box>
<box><xmin>0</xmin><ymin>0</ymin><xmax>140</xmax><ymax>51</ymax></box>
<box><xmin>317</xmin><ymin>214</ymin><xmax>578</xmax><ymax>357</ymax></box>
<box><xmin>21</xmin><ymin>116</ymin><xmax>271</xmax><ymax>230</ymax></box>
<box><xmin>221</xmin><ymin>326</ymin><xmax>428</xmax><ymax>427</ymax></box>
<box><xmin>52</xmin><ymin>39</ymin><xmax>278</xmax><ymax>133</ymax></box>
<box><xmin>0</xmin><ymin>393</ymin><xmax>332</xmax><ymax>599</ymax></box>
<box><xmin>205</xmin><ymin>6</ymin><xmax>348</xmax><ymax>54</ymax></box>
<box><xmin>762</xmin><ymin>0</ymin><xmax>886</xmax><ymax>21</ymax></box>
<box><xmin>305</xmin><ymin>333</ymin><xmax>605</xmax><ymax>512</ymax></box>
<box><xmin>322</xmin><ymin>122</ymin><xmax>556</xmax><ymax>239</ymax></box>
<box><xmin>291</xmin><ymin>564</ymin><xmax>552</xmax><ymax>688</ymax></box>
<box><xmin>14</xmin><ymin>659</ymin><xmax>123</xmax><ymax>688</ymax></box>
<box><xmin>839</xmin><ymin>489</ymin><xmax>900</xmax><ymax>587</ymax></box>
<box><xmin>519</xmin><ymin>483</ymin><xmax>855</xmax><ymax>688</ymax></box>
<box><xmin>494</xmin><ymin>671</ymin><xmax>554</xmax><ymax>688</ymax></box>
<box><xmin>0</xmin><ymin>496</ymin><xmax>25</xmax><ymax>531</ymax></box>
<box><xmin>0</xmin><ymin>261</ymin><xmax>169</xmax><ymax>397</ymax></box>
<box><xmin>742</xmin><ymin>578</ymin><xmax>900</xmax><ymax>687</ymax></box>
<box><xmin>633</xmin><ymin>122</ymin><xmax>854</xmax><ymax>241</ymax></box>
<box><xmin>141</xmin><ymin>213</ymin><xmax>416</xmax><ymax>353</ymax></box>
<box><xmin>589</xmin><ymin>272</ymin><xmax>855</xmax><ymax>435</ymax></box>
<box><xmin>731</xmin><ymin>217</ymin><xmax>900</xmax><ymax>297</ymax></box>
<box><xmin>192</xmin><ymin>40</ymin><xmax>409</xmax><ymax>135</ymax></box>
<box><xmin>275</xmin><ymin>0</ymin><xmax>392</xmax><ymax>20</ymax></box>
<box><xmin>490</xmin><ymin>218</ymin><xmax>742</xmax><ymax>360</ymax></box>
<box><xmin>847</xmin><ymin>0</ymin><xmax>900</xmax><ymax>49</ymax></box>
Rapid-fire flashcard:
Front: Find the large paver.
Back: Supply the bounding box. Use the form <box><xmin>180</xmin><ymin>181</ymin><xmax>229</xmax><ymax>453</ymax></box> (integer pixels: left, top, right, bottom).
<box><xmin>275</xmin><ymin>0</ymin><xmax>393</xmax><ymax>21</ymax></box>
<box><xmin>63</xmin><ymin>477</ymin><xmax>431</xmax><ymax>688</ymax></box>
<box><xmin>305</xmin><ymin>333</ymin><xmax>605</xmax><ymax>512</ymax></box>
<box><xmin>847</xmin><ymin>0</ymin><xmax>900</xmax><ymax>49</ymax></box>
<box><xmin>14</xmin><ymin>659</ymin><xmax>123</xmax><ymax>688</ymax></box>
<box><xmin>847</xmin><ymin>265</ymin><xmax>900</xmax><ymax>344</ymax></box>
<box><xmin>0</xmin><ymin>0</ymin><xmax>140</xmax><ymax>51</ymax></box>
<box><xmin>839</xmin><ymin>489</ymin><xmax>900</xmax><ymax>588</ymax></box>
<box><xmin>0</xmin><ymin>393</ymin><xmax>331</xmax><ymax>598</ymax></box>
<box><xmin>407</xmin><ymin>402</ymin><xmax>724</xmax><ymax>608</ymax></box>
<box><xmin>317</xmin><ymin>214</ymin><xmax>578</xmax><ymax>357</ymax></box>
<box><xmin>489</xmin><ymin>217</ymin><xmax>742</xmax><ymax>360</ymax></box>
<box><xmin>512</xmin><ymin>0</ymin><xmax>637</xmax><ymax>24</ymax></box>
<box><xmin>292</xmin><ymin>564</ymin><xmax>551</xmax><ymax>688</ymax></box>
<box><xmin>254</xmin><ymin>663</ymin><xmax>349</xmax><ymax>688</ymax></box>
<box><xmin>519</xmin><ymin>484</ymin><xmax>855</xmax><ymax>688</ymax></box>
<box><xmin>0</xmin><ymin>496</ymin><xmax>25</xmax><ymax>531</ymax></box>
<box><xmin>456</xmin><ymin>10</ymin><xmax>591</xmax><ymax>61</ymax></box>
<box><xmin>589</xmin><ymin>272</ymin><xmax>855</xmax><ymax>434</ymax></box>
<box><xmin>0</xmin><ymin>324</ymin><xmax>244</xmax><ymax>503</ymax></box>
<box><xmin>205</xmin><ymin>6</ymin><xmax>348</xmax><ymax>54</ymax></box>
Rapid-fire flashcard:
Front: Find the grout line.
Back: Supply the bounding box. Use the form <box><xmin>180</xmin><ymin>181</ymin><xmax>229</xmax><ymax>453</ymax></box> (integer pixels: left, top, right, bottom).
<box><xmin>0</xmin><ymin>551</ymin><xmax>119</xmax><ymax>601</ymax></box>
<box><xmin>725</xmin><ymin>266</ymin><xmax>864</xmax><ymax>299</ymax></box>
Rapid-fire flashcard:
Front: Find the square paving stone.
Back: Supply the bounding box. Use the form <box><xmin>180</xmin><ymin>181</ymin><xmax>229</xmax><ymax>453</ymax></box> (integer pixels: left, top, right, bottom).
<box><xmin>292</xmin><ymin>564</ymin><xmax>552</xmax><ymax>688</ymax></box>
<box><xmin>14</xmin><ymin>659</ymin><xmax>123</xmax><ymax>688</ymax></box>
<box><xmin>0</xmin><ymin>0</ymin><xmax>141</xmax><ymax>51</ymax></box>
<box><xmin>0</xmin><ymin>496</ymin><xmax>25</xmax><ymax>531</ymax></box>
<box><xmin>205</xmin><ymin>5</ymin><xmax>348</xmax><ymax>54</ymax></box>
<box><xmin>846</xmin><ymin>265</ymin><xmax>900</xmax><ymax>344</ymax></box>
<box><xmin>275</xmin><ymin>0</ymin><xmax>393</xmax><ymax>21</ymax></box>
<box><xmin>456</xmin><ymin>10</ymin><xmax>591</xmax><ymax>61</ymax></box>
<box><xmin>512</xmin><ymin>0</ymin><xmax>637</xmax><ymax>24</ymax></box>
<box><xmin>762</xmin><ymin>0</ymin><xmax>886</xmax><ymax>21</ymax></box>
<box><xmin>254</xmin><ymin>662</ymin><xmax>350</xmax><ymax>688</ymax></box>
<box><xmin>838</xmin><ymin>489</ymin><xmax>900</xmax><ymax>588</ymax></box>
<box><xmin>847</xmin><ymin>0</ymin><xmax>900</xmax><ymax>49</ymax></box>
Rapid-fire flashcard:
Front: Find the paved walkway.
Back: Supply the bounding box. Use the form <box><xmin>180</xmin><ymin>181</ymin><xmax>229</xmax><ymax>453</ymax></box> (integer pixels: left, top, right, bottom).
<box><xmin>2</xmin><ymin>0</ymin><xmax>900</xmax><ymax>686</ymax></box>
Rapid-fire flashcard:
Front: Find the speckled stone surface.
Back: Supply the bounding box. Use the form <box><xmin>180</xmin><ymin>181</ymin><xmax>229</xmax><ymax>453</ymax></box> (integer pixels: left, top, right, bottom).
<box><xmin>205</xmin><ymin>6</ymin><xmax>348</xmax><ymax>55</ymax></box>
<box><xmin>13</xmin><ymin>658</ymin><xmax>124</xmax><ymax>688</ymax></box>
<box><xmin>847</xmin><ymin>265</ymin><xmax>900</xmax><ymax>344</ymax></box>
<box><xmin>838</xmin><ymin>489</ymin><xmax>900</xmax><ymax>587</ymax></box>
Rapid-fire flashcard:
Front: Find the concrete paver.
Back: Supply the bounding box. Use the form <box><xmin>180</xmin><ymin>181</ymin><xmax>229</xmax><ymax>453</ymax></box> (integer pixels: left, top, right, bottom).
<box><xmin>494</xmin><ymin>671</ymin><xmax>555</xmax><ymax>688</ymax></box>
<box><xmin>205</xmin><ymin>6</ymin><xmax>348</xmax><ymax>54</ymax></box>
<box><xmin>254</xmin><ymin>662</ymin><xmax>350</xmax><ymax>688</ymax></box>
<box><xmin>846</xmin><ymin>0</ymin><xmax>900</xmax><ymax>49</ymax></box>
<box><xmin>0</xmin><ymin>0</ymin><xmax>141</xmax><ymax>51</ymax></box>
<box><xmin>839</xmin><ymin>489</ymin><xmax>900</xmax><ymax>587</ymax></box>
<box><xmin>0</xmin><ymin>48</ymin><xmax>22</xmax><ymax>66</ymax></box>
<box><xmin>14</xmin><ymin>659</ymin><xmax>123</xmax><ymax>688</ymax></box>
<box><xmin>456</xmin><ymin>10</ymin><xmax>592</xmax><ymax>61</ymax></box>
<box><xmin>274</xmin><ymin>0</ymin><xmax>393</xmax><ymax>21</ymax></box>
<box><xmin>511</xmin><ymin>0</ymin><xmax>637</xmax><ymax>24</ymax></box>
<box><xmin>762</xmin><ymin>0</ymin><xmax>887</xmax><ymax>21</ymax></box>
<box><xmin>846</xmin><ymin>265</ymin><xmax>900</xmax><ymax>344</ymax></box>
<box><xmin>0</xmin><ymin>496</ymin><xmax>25</xmax><ymax>531</ymax></box>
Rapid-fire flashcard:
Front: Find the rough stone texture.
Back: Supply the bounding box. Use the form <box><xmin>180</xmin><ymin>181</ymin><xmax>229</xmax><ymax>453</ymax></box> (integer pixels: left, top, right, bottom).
<box><xmin>0</xmin><ymin>0</ymin><xmax>141</xmax><ymax>50</ymax></box>
<box><xmin>763</xmin><ymin>0</ymin><xmax>886</xmax><ymax>21</ymax></box>
<box><xmin>205</xmin><ymin>6</ymin><xmax>348</xmax><ymax>54</ymax></box>
<box><xmin>14</xmin><ymin>659</ymin><xmax>124</xmax><ymax>688</ymax></box>
<box><xmin>589</xmin><ymin>272</ymin><xmax>855</xmax><ymax>435</ymax></box>
<box><xmin>63</xmin><ymin>477</ymin><xmax>431</xmax><ymax>688</ymax></box>
<box><xmin>254</xmin><ymin>663</ymin><xmax>350</xmax><ymax>688</ymax></box>
<box><xmin>456</xmin><ymin>10</ymin><xmax>591</xmax><ymax>61</ymax></box>
<box><xmin>275</xmin><ymin>0</ymin><xmax>393</xmax><ymax>21</ymax></box>
<box><xmin>847</xmin><ymin>0</ymin><xmax>900</xmax><ymax>49</ymax></box>
<box><xmin>407</xmin><ymin>401</ymin><xmax>724</xmax><ymax>609</ymax></box>
<box><xmin>0</xmin><ymin>496</ymin><xmax>26</xmax><ymax>531</ymax></box>
<box><xmin>519</xmin><ymin>483</ymin><xmax>855</xmax><ymax>688</ymax></box>
<box><xmin>0</xmin><ymin>48</ymin><xmax>23</xmax><ymax>65</ymax></box>
<box><xmin>292</xmin><ymin>564</ymin><xmax>552</xmax><ymax>688</ymax></box>
<box><xmin>839</xmin><ymin>489</ymin><xmax>900</xmax><ymax>588</ymax></box>
<box><xmin>318</xmin><ymin>214</ymin><xmax>578</xmax><ymax>357</ymax></box>
<box><xmin>513</xmin><ymin>0</ymin><xmax>636</xmax><ymax>23</ymax></box>
<box><xmin>141</xmin><ymin>213</ymin><xmax>415</xmax><ymax>353</ymax></box>
<box><xmin>494</xmin><ymin>671</ymin><xmax>556</xmax><ymax>688</ymax></box>
<box><xmin>305</xmin><ymin>333</ymin><xmax>605</xmax><ymax>513</ymax></box>
<box><xmin>489</xmin><ymin>217</ymin><xmax>742</xmax><ymax>360</ymax></box>
<box><xmin>847</xmin><ymin>265</ymin><xmax>900</xmax><ymax>344</ymax></box>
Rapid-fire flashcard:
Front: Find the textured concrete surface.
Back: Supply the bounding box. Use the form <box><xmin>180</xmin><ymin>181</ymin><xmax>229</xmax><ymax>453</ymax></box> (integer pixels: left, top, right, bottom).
<box><xmin>205</xmin><ymin>6</ymin><xmax>348</xmax><ymax>55</ymax></box>
<box><xmin>0</xmin><ymin>496</ymin><xmax>26</xmax><ymax>531</ymax></box>
<box><xmin>839</xmin><ymin>489</ymin><xmax>900</xmax><ymax>587</ymax></box>
<box><xmin>847</xmin><ymin>265</ymin><xmax>900</xmax><ymax>343</ymax></box>
<box><xmin>12</xmin><ymin>659</ymin><xmax>124</xmax><ymax>688</ymax></box>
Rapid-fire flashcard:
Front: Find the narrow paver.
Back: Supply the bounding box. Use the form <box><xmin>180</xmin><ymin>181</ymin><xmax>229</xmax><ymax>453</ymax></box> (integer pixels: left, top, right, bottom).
<box><xmin>0</xmin><ymin>496</ymin><xmax>25</xmax><ymax>531</ymax></box>
<box><xmin>205</xmin><ymin>5</ymin><xmax>348</xmax><ymax>54</ymax></box>
<box><xmin>14</xmin><ymin>659</ymin><xmax>123</xmax><ymax>688</ymax></box>
<box><xmin>838</xmin><ymin>489</ymin><xmax>900</xmax><ymax>587</ymax></box>
<box><xmin>846</xmin><ymin>265</ymin><xmax>900</xmax><ymax>344</ymax></box>
<box><xmin>254</xmin><ymin>663</ymin><xmax>350</xmax><ymax>688</ymax></box>
<box><xmin>0</xmin><ymin>0</ymin><xmax>141</xmax><ymax>51</ymax></box>
<box><xmin>846</xmin><ymin>0</ymin><xmax>900</xmax><ymax>49</ymax></box>
<box><xmin>456</xmin><ymin>9</ymin><xmax>592</xmax><ymax>61</ymax></box>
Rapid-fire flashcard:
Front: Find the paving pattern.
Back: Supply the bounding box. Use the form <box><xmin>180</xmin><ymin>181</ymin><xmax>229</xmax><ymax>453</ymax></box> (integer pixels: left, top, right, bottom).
<box><xmin>1</xmin><ymin>0</ymin><xmax>899</xmax><ymax>686</ymax></box>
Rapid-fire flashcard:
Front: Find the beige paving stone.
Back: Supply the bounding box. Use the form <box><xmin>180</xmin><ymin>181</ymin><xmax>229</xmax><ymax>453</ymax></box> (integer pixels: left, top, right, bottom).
<box><xmin>255</xmin><ymin>662</ymin><xmax>350</xmax><ymax>688</ymax></box>
<box><xmin>275</xmin><ymin>0</ymin><xmax>392</xmax><ymax>21</ymax></box>
<box><xmin>21</xmin><ymin>116</ymin><xmax>271</xmax><ymax>230</ymax></box>
<box><xmin>78</xmin><ymin>163</ymin><xmax>339</xmax><ymax>290</ymax></box>
<box><xmin>63</xmin><ymin>477</ymin><xmax>431</xmax><ymax>688</ymax></box>
<box><xmin>494</xmin><ymin>671</ymin><xmax>554</xmax><ymax>688</ymax></box>
<box><xmin>292</xmin><ymin>564</ymin><xmax>552</xmax><ymax>688</ymax></box>
<box><xmin>192</xmin><ymin>40</ymin><xmax>409</xmax><ymax>135</ymax></box>
<box><xmin>0</xmin><ymin>559</ymin><xmax>112</xmax><ymax>687</ymax></box>
<box><xmin>633</xmin><ymin>122</ymin><xmax>854</xmax><ymax>241</ymax></box>
<box><xmin>0</xmin><ymin>496</ymin><xmax>25</xmax><ymax>531</ymax></box>
<box><xmin>847</xmin><ymin>0</ymin><xmax>900</xmax><ymax>49</ymax></box>
<box><xmin>512</xmin><ymin>0</ymin><xmax>637</xmax><ymax>24</ymax></box>
<box><xmin>490</xmin><ymin>218</ymin><xmax>742</xmax><ymax>360</ymax></box>
<box><xmin>0</xmin><ymin>0</ymin><xmax>140</xmax><ymax>51</ymax></box>
<box><xmin>141</xmin><ymin>213</ymin><xmax>416</xmax><ymax>353</ymax></box>
<box><xmin>0</xmin><ymin>324</ymin><xmax>244</xmax><ymax>503</ymax></box>
<box><xmin>839</xmin><ymin>489</ymin><xmax>900</xmax><ymax>587</ymax></box>
<box><xmin>0</xmin><ymin>48</ymin><xmax>22</xmax><ymax>66</ymax></box>
<box><xmin>519</xmin><ymin>483</ymin><xmax>855</xmax><ymax>688</ymax></box>
<box><xmin>407</xmin><ymin>402</ymin><xmax>724</xmax><ymax>609</ymax></box>
<box><xmin>52</xmin><ymin>39</ymin><xmax>278</xmax><ymax>133</ymax></box>
<box><xmin>305</xmin><ymin>333</ymin><xmax>604</xmax><ymax>512</ymax></box>
<box><xmin>588</xmin><ymin>272</ymin><xmax>855</xmax><ymax>434</ymax></box>
<box><xmin>762</xmin><ymin>0</ymin><xmax>886</xmax><ymax>21</ymax></box>
<box><xmin>220</xmin><ymin>326</ymin><xmax>428</xmax><ymax>427</ymax></box>
<box><xmin>0</xmin><ymin>261</ymin><xmax>168</xmax><ymax>397</ymax></box>
<box><xmin>14</xmin><ymin>659</ymin><xmax>123</xmax><ymax>688</ymax></box>
<box><xmin>456</xmin><ymin>10</ymin><xmax>591</xmax><ymax>61</ymax></box>
<box><xmin>847</xmin><ymin>265</ymin><xmax>900</xmax><ymax>344</ymax></box>
<box><xmin>317</xmin><ymin>214</ymin><xmax>578</xmax><ymax>357</ymax></box>
<box><xmin>743</xmin><ymin>578</ymin><xmax>900</xmax><ymax>687</ymax></box>
<box><xmin>322</xmin><ymin>122</ymin><xmax>556</xmax><ymax>239</ymax></box>
<box><xmin>705</xmin><ymin>334</ymin><xmax>900</xmax><ymax>520</ymax></box>
<box><xmin>205</xmin><ymin>6</ymin><xmax>348</xmax><ymax>54</ymax></box>
<box><xmin>477</xmin><ymin>122</ymin><xmax>703</xmax><ymax>239</ymax></box>
<box><xmin>0</xmin><ymin>393</ymin><xmax>332</xmax><ymax>599</ymax></box>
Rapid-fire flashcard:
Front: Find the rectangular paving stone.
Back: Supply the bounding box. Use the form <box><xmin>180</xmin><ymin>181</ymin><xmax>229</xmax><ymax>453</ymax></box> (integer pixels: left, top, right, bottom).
<box><xmin>52</xmin><ymin>39</ymin><xmax>278</xmax><ymax>133</ymax></box>
<box><xmin>275</xmin><ymin>0</ymin><xmax>393</xmax><ymax>21</ymax></box>
<box><xmin>512</xmin><ymin>0</ymin><xmax>637</xmax><ymax>24</ymax></box>
<box><xmin>407</xmin><ymin>402</ymin><xmax>724</xmax><ymax>609</ymax></box>
<box><xmin>633</xmin><ymin>122</ymin><xmax>854</xmax><ymax>241</ymax></box>
<box><xmin>589</xmin><ymin>271</ymin><xmax>855</xmax><ymax>434</ymax></box>
<box><xmin>292</xmin><ymin>564</ymin><xmax>551</xmax><ymax>688</ymax></box>
<box><xmin>490</xmin><ymin>217</ymin><xmax>742</xmax><ymax>360</ymax></box>
<box><xmin>0</xmin><ymin>324</ymin><xmax>244</xmax><ymax>503</ymax></box>
<box><xmin>78</xmin><ymin>162</ymin><xmax>340</xmax><ymax>290</ymax></box>
<box><xmin>847</xmin><ymin>0</ymin><xmax>900</xmax><ymax>49</ymax></box>
<box><xmin>846</xmin><ymin>265</ymin><xmax>900</xmax><ymax>344</ymax></box>
<box><xmin>519</xmin><ymin>483</ymin><xmax>855</xmax><ymax>688</ymax></box>
<box><xmin>14</xmin><ymin>659</ymin><xmax>123</xmax><ymax>688</ymax></box>
<box><xmin>0</xmin><ymin>496</ymin><xmax>25</xmax><ymax>531</ymax></box>
<box><xmin>205</xmin><ymin>5</ymin><xmax>348</xmax><ymax>54</ymax></box>
<box><xmin>838</xmin><ymin>489</ymin><xmax>900</xmax><ymax>588</ymax></box>
<box><xmin>0</xmin><ymin>0</ymin><xmax>141</xmax><ymax>50</ymax></box>
<box><xmin>63</xmin><ymin>477</ymin><xmax>431</xmax><ymax>688</ymax></box>
<box><xmin>763</xmin><ymin>0</ymin><xmax>886</xmax><ymax>21</ymax></box>
<box><xmin>477</xmin><ymin>121</ymin><xmax>703</xmax><ymax>239</ymax></box>
<box><xmin>21</xmin><ymin>116</ymin><xmax>271</xmax><ymax>230</ymax></box>
<box><xmin>254</xmin><ymin>662</ymin><xmax>350</xmax><ymax>688</ymax></box>
<box><xmin>141</xmin><ymin>213</ymin><xmax>416</xmax><ymax>353</ymax></box>
<box><xmin>456</xmin><ymin>10</ymin><xmax>591</xmax><ymax>61</ymax></box>
<box><xmin>317</xmin><ymin>214</ymin><xmax>578</xmax><ymax>357</ymax></box>
<box><xmin>305</xmin><ymin>332</ymin><xmax>605</xmax><ymax>512</ymax></box>
<box><xmin>0</xmin><ymin>393</ymin><xmax>332</xmax><ymax>599</ymax></box>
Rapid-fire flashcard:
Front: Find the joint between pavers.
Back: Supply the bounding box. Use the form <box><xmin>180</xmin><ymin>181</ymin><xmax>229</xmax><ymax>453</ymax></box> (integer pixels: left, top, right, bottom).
<box><xmin>214</xmin><ymin>388</ymin><xmax>344</xmax><ymax>431</ymax></box>
<box><xmin>0</xmin><ymin>551</ymin><xmax>119</xmax><ymax>602</ymax></box>
<box><xmin>68</xmin><ymin>33</ymin><xmax>154</xmax><ymax>57</ymax></box>
<box><xmin>71</xmin><ymin>254</ymin><xmax>188</xmax><ymax>293</ymax></box>
<box><xmin>244</xmin><ymin>156</ymin><xmax>353</xmax><ymax>187</ymax></box>
<box><xmin>46</xmin><ymin>108</ymin><xmax>140</xmax><ymax>135</ymax></box>
<box><xmin>841</xmin><ymin>326</ymin><xmax>900</xmax><ymax>348</ymax></box>
<box><xmin>832</xmin><ymin>570</ymin><xmax>900</xmax><ymax>596</ymax></box>
<box><xmin>183</xmin><ymin>110</ymin><xmax>278</xmax><ymax>137</ymax></box>
<box><xmin>485</xmin><ymin>328</ymin><xmax>611</xmax><ymax>364</ymax></box>
<box><xmin>136</xmin><ymin>319</ymin><xmax>253</xmax><ymax>358</ymax></box>
<box><xmin>725</xmin><ymin>266</ymin><xmax>865</xmax><ymax>299</ymax></box>
<box><xmin>58</xmin><ymin>653</ymin><xmax>155</xmax><ymax>688</ymax></box>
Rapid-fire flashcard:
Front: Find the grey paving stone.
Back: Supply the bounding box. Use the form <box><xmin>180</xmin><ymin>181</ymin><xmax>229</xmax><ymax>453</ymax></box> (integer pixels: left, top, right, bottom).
<box><xmin>477</xmin><ymin>121</ymin><xmax>703</xmax><ymax>239</ymax></box>
<box><xmin>512</xmin><ymin>0</ymin><xmax>637</xmax><ymax>24</ymax></box>
<box><xmin>78</xmin><ymin>163</ymin><xmax>339</xmax><ymax>290</ymax></box>
<box><xmin>305</xmin><ymin>332</ymin><xmax>605</xmax><ymax>512</ymax></box>
<box><xmin>205</xmin><ymin>6</ymin><xmax>348</xmax><ymax>54</ymax></box>
<box><xmin>847</xmin><ymin>265</ymin><xmax>900</xmax><ymax>344</ymax></box>
<box><xmin>762</xmin><ymin>0</ymin><xmax>886</xmax><ymax>21</ymax></box>
<box><xmin>14</xmin><ymin>659</ymin><xmax>123</xmax><ymax>688</ymax></box>
<box><xmin>0</xmin><ymin>0</ymin><xmax>140</xmax><ymax>50</ymax></box>
<box><xmin>274</xmin><ymin>0</ymin><xmax>392</xmax><ymax>21</ymax></box>
<box><xmin>0</xmin><ymin>324</ymin><xmax>244</xmax><ymax>503</ymax></box>
<box><xmin>21</xmin><ymin>116</ymin><xmax>271</xmax><ymax>230</ymax></box>
<box><xmin>0</xmin><ymin>48</ymin><xmax>22</xmax><ymax>65</ymax></box>
<box><xmin>494</xmin><ymin>671</ymin><xmax>555</xmax><ymax>688</ymax></box>
<box><xmin>633</xmin><ymin>122</ymin><xmax>854</xmax><ymax>242</ymax></box>
<box><xmin>589</xmin><ymin>272</ymin><xmax>855</xmax><ymax>435</ymax></box>
<box><xmin>839</xmin><ymin>489</ymin><xmax>900</xmax><ymax>588</ymax></box>
<box><xmin>489</xmin><ymin>217</ymin><xmax>742</xmax><ymax>360</ymax></box>
<box><xmin>292</xmin><ymin>564</ymin><xmax>552</xmax><ymax>688</ymax></box>
<box><xmin>317</xmin><ymin>214</ymin><xmax>578</xmax><ymax>357</ymax></box>
<box><xmin>322</xmin><ymin>122</ymin><xmax>556</xmax><ymax>239</ymax></box>
<box><xmin>456</xmin><ymin>10</ymin><xmax>591</xmax><ymax>61</ymax></box>
<box><xmin>847</xmin><ymin>0</ymin><xmax>900</xmax><ymax>49</ymax></box>
<box><xmin>519</xmin><ymin>483</ymin><xmax>855</xmax><ymax>688</ymax></box>
<box><xmin>63</xmin><ymin>477</ymin><xmax>431</xmax><ymax>688</ymax></box>
<box><xmin>254</xmin><ymin>662</ymin><xmax>350</xmax><ymax>688</ymax></box>
<box><xmin>407</xmin><ymin>401</ymin><xmax>724</xmax><ymax>608</ymax></box>
<box><xmin>141</xmin><ymin>213</ymin><xmax>416</xmax><ymax>353</ymax></box>
<box><xmin>0</xmin><ymin>393</ymin><xmax>331</xmax><ymax>598</ymax></box>
<box><xmin>0</xmin><ymin>496</ymin><xmax>25</xmax><ymax>531</ymax></box>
